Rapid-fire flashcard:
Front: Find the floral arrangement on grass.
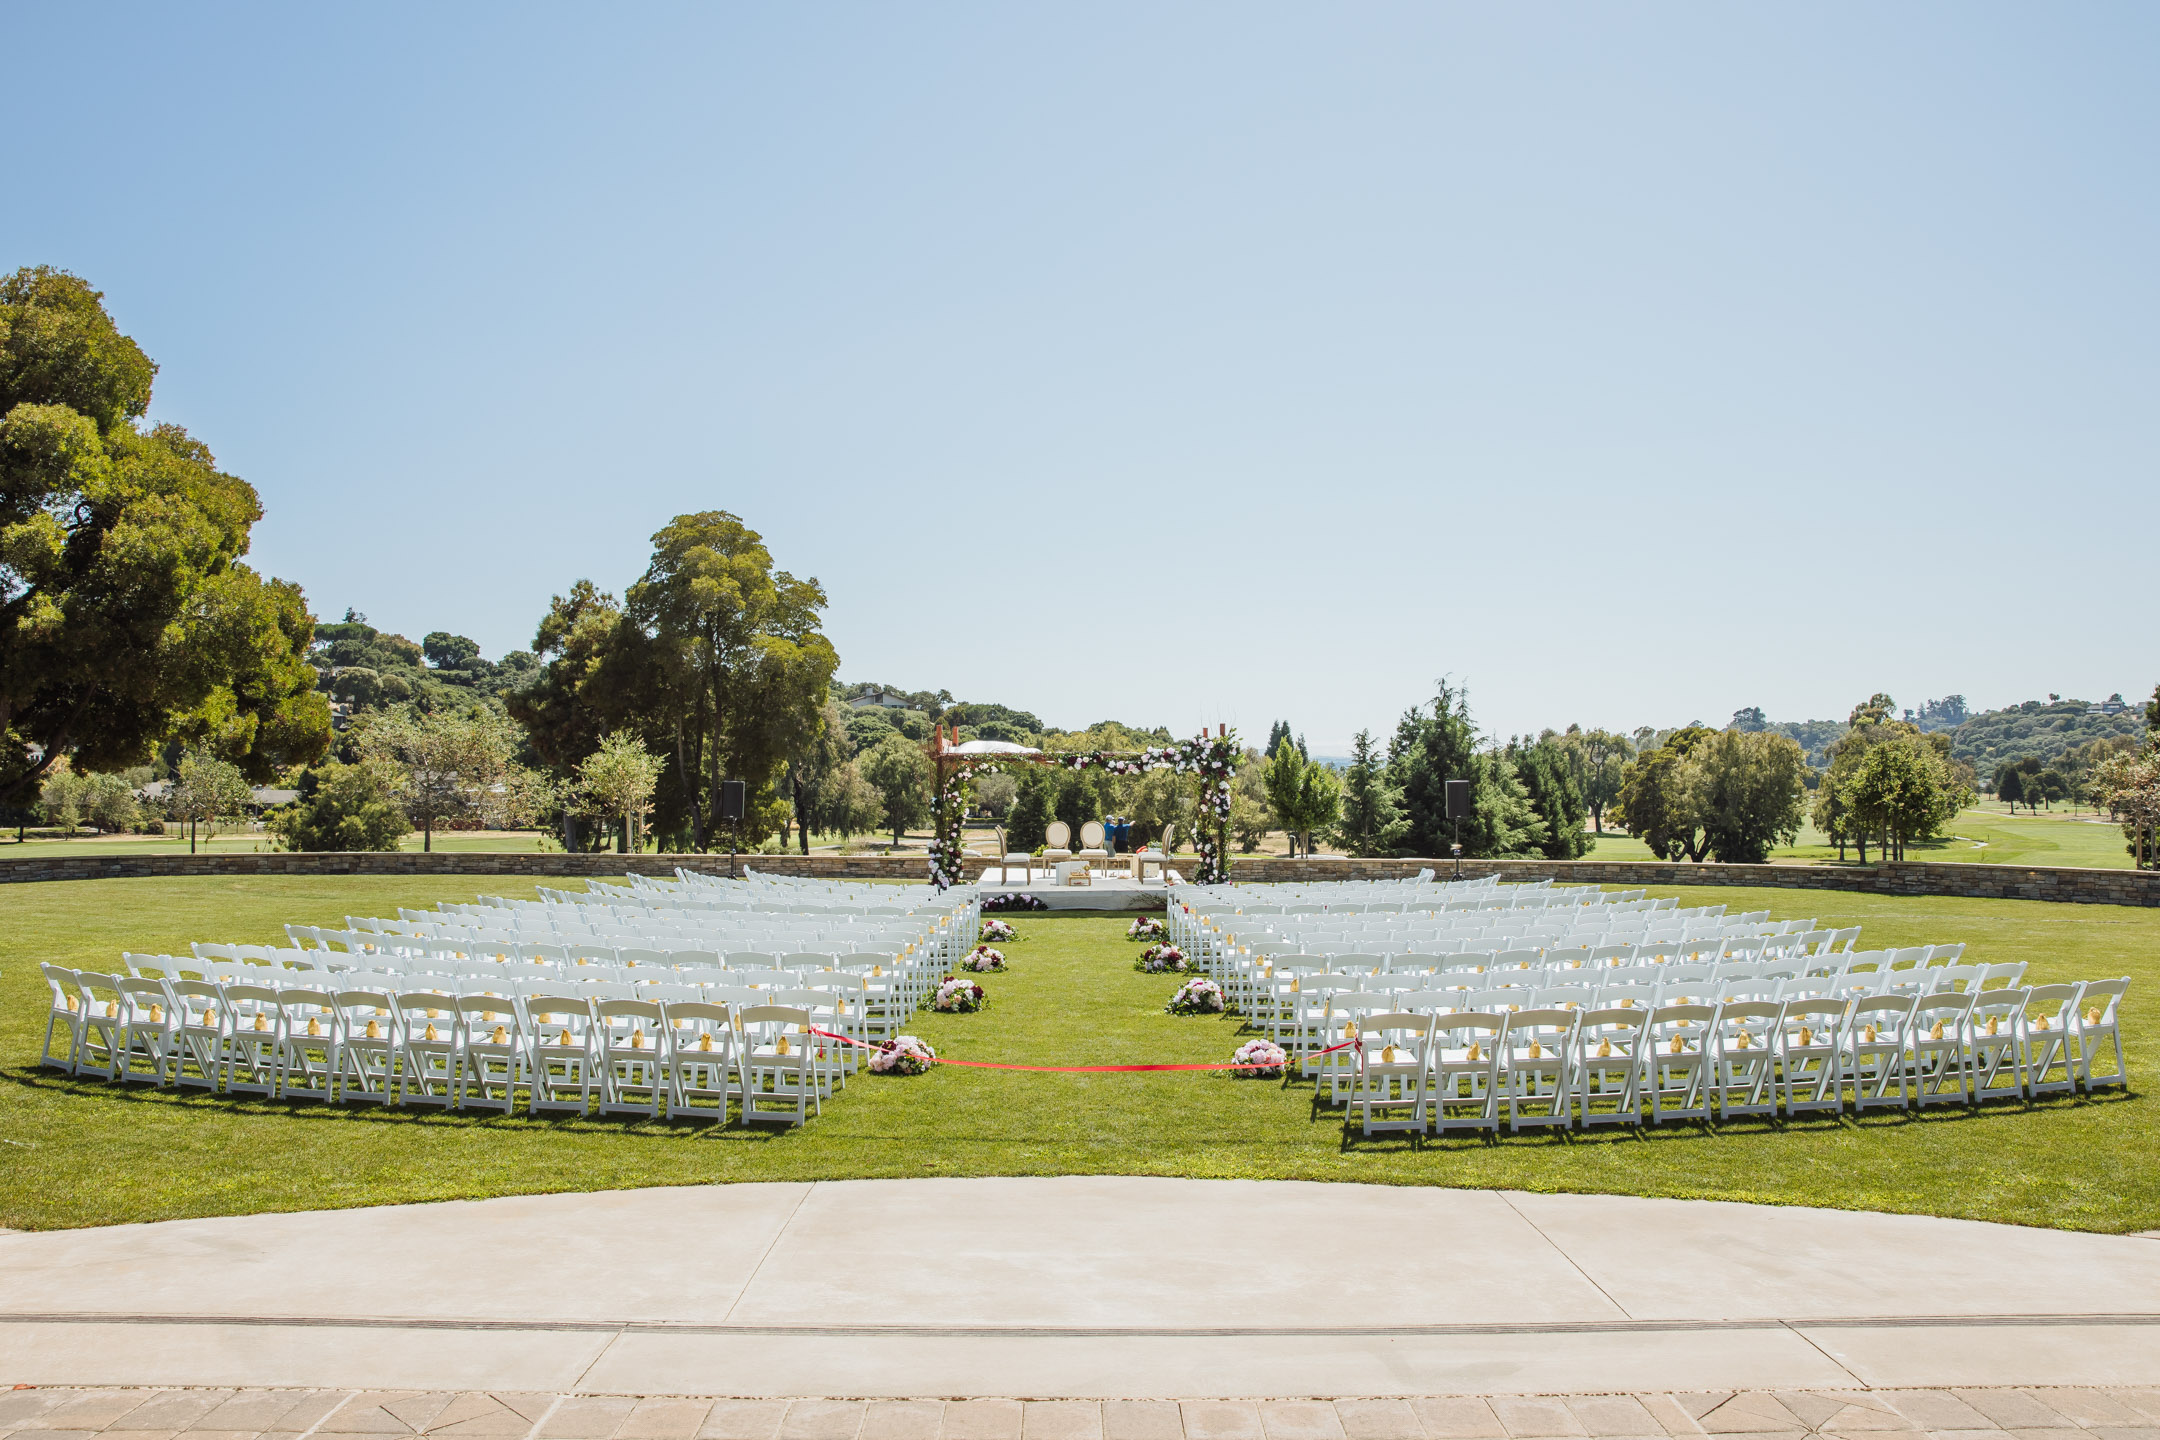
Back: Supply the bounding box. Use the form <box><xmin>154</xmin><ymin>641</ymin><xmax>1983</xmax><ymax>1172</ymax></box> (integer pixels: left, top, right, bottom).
<box><xmin>981</xmin><ymin>918</ymin><xmax>1018</xmax><ymax>942</ymax></box>
<box><xmin>868</xmin><ymin>1035</ymin><xmax>937</xmax><ymax>1075</ymax></box>
<box><xmin>960</xmin><ymin>946</ymin><xmax>1007</xmax><ymax>972</ymax></box>
<box><xmin>933</xmin><ymin>975</ymin><xmax>988</xmax><ymax>1013</ymax></box>
<box><xmin>982</xmin><ymin>893</ymin><xmax>1047</xmax><ymax>913</ymax></box>
<box><xmin>1126</xmin><ymin>916</ymin><xmax>1167</xmax><ymax>941</ymax></box>
<box><xmin>1166</xmin><ymin>977</ymin><xmax>1226</xmax><ymax>1015</ymax></box>
<box><xmin>1229</xmin><ymin>1038</ymin><xmax>1287</xmax><ymax>1078</ymax></box>
<box><xmin>1134</xmin><ymin>943</ymin><xmax>1188</xmax><ymax>973</ymax></box>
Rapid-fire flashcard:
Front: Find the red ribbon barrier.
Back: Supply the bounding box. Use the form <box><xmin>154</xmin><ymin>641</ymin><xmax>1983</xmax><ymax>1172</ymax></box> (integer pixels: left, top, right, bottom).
<box><xmin>809</xmin><ymin>1027</ymin><xmax>1355</xmax><ymax>1073</ymax></box>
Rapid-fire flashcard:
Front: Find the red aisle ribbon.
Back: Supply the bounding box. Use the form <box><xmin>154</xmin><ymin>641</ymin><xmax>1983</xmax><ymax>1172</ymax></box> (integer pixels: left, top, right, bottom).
<box><xmin>809</xmin><ymin>1027</ymin><xmax>1356</xmax><ymax>1073</ymax></box>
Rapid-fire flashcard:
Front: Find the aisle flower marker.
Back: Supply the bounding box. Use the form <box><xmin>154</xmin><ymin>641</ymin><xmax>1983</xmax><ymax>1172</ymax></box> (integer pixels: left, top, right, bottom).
<box><xmin>960</xmin><ymin>945</ymin><xmax>1008</xmax><ymax>972</ymax></box>
<box><xmin>981</xmin><ymin>918</ymin><xmax>1018</xmax><ymax>943</ymax></box>
<box><xmin>1134</xmin><ymin>943</ymin><xmax>1188</xmax><ymax>973</ymax></box>
<box><xmin>1166</xmin><ymin>977</ymin><xmax>1226</xmax><ymax>1015</ymax></box>
<box><xmin>1230</xmin><ymin>1038</ymin><xmax>1287</xmax><ymax>1077</ymax></box>
<box><xmin>933</xmin><ymin>975</ymin><xmax>988</xmax><ymax>1013</ymax></box>
<box><xmin>869</xmin><ymin>1035</ymin><xmax>937</xmax><ymax>1075</ymax></box>
<box><xmin>1126</xmin><ymin>916</ymin><xmax>1167</xmax><ymax>941</ymax></box>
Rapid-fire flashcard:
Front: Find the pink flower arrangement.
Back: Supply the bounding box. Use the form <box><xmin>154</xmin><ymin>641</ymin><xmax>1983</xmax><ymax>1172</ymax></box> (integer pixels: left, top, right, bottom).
<box><xmin>1230</xmin><ymin>1038</ymin><xmax>1287</xmax><ymax>1077</ymax></box>
<box><xmin>933</xmin><ymin>975</ymin><xmax>988</xmax><ymax>1012</ymax></box>
<box><xmin>1134</xmin><ymin>943</ymin><xmax>1187</xmax><ymax>973</ymax></box>
<box><xmin>1166</xmin><ymin>977</ymin><xmax>1226</xmax><ymax>1015</ymax></box>
<box><xmin>961</xmin><ymin>945</ymin><xmax>1008</xmax><ymax>972</ymax></box>
<box><xmin>869</xmin><ymin>1035</ymin><xmax>936</xmax><ymax>1075</ymax></box>
<box><xmin>1126</xmin><ymin>916</ymin><xmax>1167</xmax><ymax>941</ymax></box>
<box><xmin>981</xmin><ymin>918</ymin><xmax>1018</xmax><ymax>942</ymax></box>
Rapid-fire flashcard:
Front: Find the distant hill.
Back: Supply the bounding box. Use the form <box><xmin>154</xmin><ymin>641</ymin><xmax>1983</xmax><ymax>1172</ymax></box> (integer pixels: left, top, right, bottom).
<box><xmin>1943</xmin><ymin>699</ymin><xmax>2146</xmax><ymax>771</ymax></box>
<box><xmin>1768</xmin><ymin>719</ymin><xmax>1847</xmax><ymax>767</ymax></box>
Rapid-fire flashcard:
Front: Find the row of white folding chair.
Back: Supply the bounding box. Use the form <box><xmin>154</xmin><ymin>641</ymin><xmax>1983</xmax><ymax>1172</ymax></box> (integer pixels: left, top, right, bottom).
<box><xmin>1341</xmin><ymin>981</ymin><xmax>2130</xmax><ymax>1134</ymax></box>
<box><xmin>44</xmin><ymin>968</ymin><xmax>841</xmax><ymax>1124</ymax></box>
<box><xmin>1272</xmin><ymin>965</ymin><xmax>2031</xmax><ymax>1057</ymax></box>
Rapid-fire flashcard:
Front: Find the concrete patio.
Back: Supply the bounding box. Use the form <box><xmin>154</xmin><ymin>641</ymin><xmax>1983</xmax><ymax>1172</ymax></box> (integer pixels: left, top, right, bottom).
<box><xmin>2</xmin><ymin>1178</ymin><xmax>2156</xmax><ymax>1397</ymax></box>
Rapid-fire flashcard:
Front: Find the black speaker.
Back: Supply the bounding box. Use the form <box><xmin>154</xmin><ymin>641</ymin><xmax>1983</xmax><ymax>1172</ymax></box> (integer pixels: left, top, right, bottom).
<box><xmin>1445</xmin><ymin>778</ymin><xmax>1472</xmax><ymax>821</ymax></box>
<box><xmin>718</xmin><ymin>780</ymin><xmax>747</xmax><ymax>823</ymax></box>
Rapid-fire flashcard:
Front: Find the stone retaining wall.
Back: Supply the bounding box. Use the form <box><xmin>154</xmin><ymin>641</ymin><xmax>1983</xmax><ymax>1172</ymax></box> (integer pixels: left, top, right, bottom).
<box><xmin>1</xmin><ymin>849</ymin><xmax>2154</xmax><ymax>906</ymax></box>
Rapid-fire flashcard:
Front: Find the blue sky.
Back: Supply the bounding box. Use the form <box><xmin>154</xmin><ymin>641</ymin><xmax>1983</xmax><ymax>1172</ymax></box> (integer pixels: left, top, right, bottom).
<box><xmin>7</xmin><ymin>4</ymin><xmax>2154</xmax><ymax>751</ymax></box>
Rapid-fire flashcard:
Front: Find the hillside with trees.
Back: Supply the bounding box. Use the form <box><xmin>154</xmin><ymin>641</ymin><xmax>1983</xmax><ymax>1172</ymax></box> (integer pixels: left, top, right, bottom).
<box><xmin>1942</xmin><ymin>698</ymin><xmax>2145</xmax><ymax>772</ymax></box>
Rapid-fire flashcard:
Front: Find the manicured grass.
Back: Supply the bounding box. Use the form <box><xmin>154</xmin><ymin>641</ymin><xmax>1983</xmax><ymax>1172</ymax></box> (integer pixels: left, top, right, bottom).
<box><xmin>1</xmin><ymin>877</ymin><xmax>2150</xmax><ymax>1233</ymax></box>
<box><xmin>0</xmin><ymin>830</ymin><xmax>567</xmax><ymax>857</ymax></box>
<box><xmin>1586</xmin><ymin>808</ymin><xmax>2137</xmax><ymax>869</ymax></box>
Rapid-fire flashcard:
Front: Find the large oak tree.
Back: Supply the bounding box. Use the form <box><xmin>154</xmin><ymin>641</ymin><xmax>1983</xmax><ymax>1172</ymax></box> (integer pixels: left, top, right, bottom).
<box><xmin>0</xmin><ymin>267</ymin><xmax>329</xmax><ymax>804</ymax></box>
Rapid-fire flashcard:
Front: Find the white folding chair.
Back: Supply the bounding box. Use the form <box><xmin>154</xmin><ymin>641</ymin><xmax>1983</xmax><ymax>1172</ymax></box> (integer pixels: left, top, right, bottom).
<box><xmin>1426</xmin><ymin>1013</ymin><xmax>1503</xmax><ymax>1134</ymax></box>
<box><xmin>393</xmin><ymin>992</ymin><xmax>460</xmax><ymax>1107</ymax></box>
<box><xmin>1967</xmin><ymin>987</ymin><xmax>2027</xmax><ymax>1104</ymax></box>
<box><xmin>525</xmin><ymin>993</ymin><xmax>598</xmax><ymax>1116</ymax></box>
<box><xmin>221</xmin><ymin>982</ymin><xmax>284</xmax><ymax>1097</ymax></box>
<box><xmin>2073</xmin><ymin>978</ymin><xmax>2130</xmax><ymax>1093</ymax></box>
<box><xmin>39</xmin><ymin>963</ymin><xmax>85</xmax><ymax>1073</ymax></box>
<box><xmin>662</xmin><ymin>1001</ymin><xmax>738</xmax><ymax>1121</ymax></box>
<box><xmin>1642</xmin><ymin>1003</ymin><xmax>1715</xmax><ymax>1123</ymax></box>
<box><xmin>1710</xmin><ymin>1000</ymin><xmax>1782</xmax><ymax>1120</ymax></box>
<box><xmin>275</xmin><ymin>989</ymin><xmax>340</xmax><ymax>1103</ymax></box>
<box><xmin>737</xmin><ymin>1004</ymin><xmax>823</xmax><ymax>1127</ymax></box>
<box><xmin>1907</xmin><ymin>991</ymin><xmax>1974</xmax><ymax>1108</ymax></box>
<box><xmin>331</xmin><ymin>989</ymin><xmax>398</xmax><ymax>1105</ymax></box>
<box><xmin>1844</xmin><ymin>994</ymin><xmax>1915</xmax><ymax>1112</ymax></box>
<box><xmin>2020</xmin><ymin>984</ymin><xmax>2081</xmax><ymax>1098</ymax></box>
<box><xmin>1503</xmin><ymin>1008</ymin><xmax>1577</xmax><ymax>1132</ymax></box>
<box><xmin>1346</xmin><ymin>1012</ymin><xmax>1431</xmax><ymax>1136</ymax></box>
<box><xmin>594</xmin><ymin>998</ymin><xmax>666</xmax><ymax>1118</ymax></box>
<box><xmin>1573</xmin><ymin>1007</ymin><xmax>1646</xmax><ymax>1128</ymax></box>
<box><xmin>456</xmin><ymin>995</ymin><xmax>526</xmax><ymax>1113</ymax></box>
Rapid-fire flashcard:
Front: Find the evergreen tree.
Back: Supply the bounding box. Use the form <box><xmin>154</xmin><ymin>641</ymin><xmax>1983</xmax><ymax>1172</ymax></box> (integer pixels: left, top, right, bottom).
<box><xmin>1332</xmin><ymin>729</ymin><xmax>1404</xmax><ymax>856</ymax></box>
<box><xmin>1006</xmin><ymin>769</ymin><xmax>1052</xmax><ymax>850</ymax></box>
<box><xmin>1266</xmin><ymin>720</ymin><xmax>1293</xmax><ymax>759</ymax></box>
<box><xmin>1508</xmin><ymin>735</ymin><xmax>1590</xmax><ymax>859</ymax></box>
<box><xmin>1383</xmin><ymin>680</ymin><xmax>1543</xmax><ymax>857</ymax></box>
<box><xmin>1463</xmin><ymin>750</ymin><xmax>1547</xmax><ymax>858</ymax></box>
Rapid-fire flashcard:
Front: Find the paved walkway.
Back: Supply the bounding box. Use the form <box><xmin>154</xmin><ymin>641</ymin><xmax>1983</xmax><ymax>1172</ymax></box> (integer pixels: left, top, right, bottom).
<box><xmin>3</xmin><ymin>1178</ymin><xmax>2158</xmax><ymax>1396</ymax></box>
<box><xmin>6</xmin><ymin>1387</ymin><xmax>2160</xmax><ymax>1440</ymax></box>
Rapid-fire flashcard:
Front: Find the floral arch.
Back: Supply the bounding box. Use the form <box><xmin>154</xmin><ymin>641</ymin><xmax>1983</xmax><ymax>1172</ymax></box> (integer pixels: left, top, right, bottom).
<box><xmin>926</xmin><ymin>726</ymin><xmax>1241</xmax><ymax>890</ymax></box>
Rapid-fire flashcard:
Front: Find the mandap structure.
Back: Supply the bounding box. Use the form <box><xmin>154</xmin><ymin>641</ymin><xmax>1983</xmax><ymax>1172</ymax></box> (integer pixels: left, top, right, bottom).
<box><xmin>926</xmin><ymin>726</ymin><xmax>1241</xmax><ymax>891</ymax></box>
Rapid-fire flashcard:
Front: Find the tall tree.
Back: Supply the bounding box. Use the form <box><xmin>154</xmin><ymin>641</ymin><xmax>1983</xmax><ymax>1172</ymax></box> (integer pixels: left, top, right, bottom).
<box><xmin>859</xmin><ymin>733</ymin><xmax>931</xmax><ymax>846</ymax></box>
<box><xmin>1389</xmin><ymin>680</ymin><xmax>1480</xmax><ymax>857</ymax></box>
<box><xmin>784</xmin><ymin>697</ymin><xmax>854</xmax><ymax>854</ymax></box>
<box><xmin>576</xmin><ymin>730</ymin><xmax>666</xmax><ymax>854</ymax></box>
<box><xmin>165</xmin><ymin>745</ymin><xmax>255</xmax><ymax>854</ymax></box>
<box><xmin>1614</xmin><ymin>726</ymin><xmax>1716</xmax><ymax>861</ymax></box>
<box><xmin>356</xmin><ymin>705</ymin><xmax>537</xmax><ymax>851</ymax></box>
<box><xmin>625</xmin><ymin>512</ymin><xmax>838</xmax><ymax>849</ymax></box>
<box><xmin>1690</xmin><ymin>729</ymin><xmax>1808</xmax><ymax>863</ymax></box>
<box><xmin>1508</xmin><ymin>735</ymin><xmax>1590</xmax><ymax>859</ymax></box>
<box><xmin>1</xmin><ymin>267</ymin><xmax>330</xmax><ymax>804</ymax></box>
<box><xmin>1558</xmin><ymin>726</ymin><xmax>1633</xmax><ymax>833</ymax></box>
<box><xmin>1332</xmin><ymin>729</ymin><xmax>1404</xmax><ymax>857</ymax></box>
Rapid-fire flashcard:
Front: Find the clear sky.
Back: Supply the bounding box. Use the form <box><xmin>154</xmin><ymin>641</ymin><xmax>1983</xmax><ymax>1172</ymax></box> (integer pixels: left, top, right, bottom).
<box><xmin>7</xmin><ymin>5</ymin><xmax>2154</xmax><ymax>752</ymax></box>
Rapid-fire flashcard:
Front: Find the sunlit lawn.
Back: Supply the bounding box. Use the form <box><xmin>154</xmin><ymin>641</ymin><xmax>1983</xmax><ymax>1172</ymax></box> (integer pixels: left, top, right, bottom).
<box><xmin>1587</xmin><ymin>807</ymin><xmax>2134</xmax><ymax>869</ymax></box>
<box><xmin>0</xmin><ymin>830</ymin><xmax>567</xmax><ymax>857</ymax></box>
<box><xmin>1</xmin><ymin>876</ymin><xmax>2149</xmax><ymax>1233</ymax></box>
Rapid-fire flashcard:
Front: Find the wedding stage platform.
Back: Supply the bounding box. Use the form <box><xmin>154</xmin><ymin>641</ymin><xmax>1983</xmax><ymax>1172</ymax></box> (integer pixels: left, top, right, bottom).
<box><xmin>975</xmin><ymin>865</ymin><xmax>1175</xmax><ymax>910</ymax></box>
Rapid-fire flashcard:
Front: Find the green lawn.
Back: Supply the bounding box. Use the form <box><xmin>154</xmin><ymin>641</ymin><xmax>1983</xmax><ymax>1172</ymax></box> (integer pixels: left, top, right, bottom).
<box><xmin>0</xmin><ymin>830</ymin><xmax>566</xmax><ymax>857</ymax></box>
<box><xmin>1586</xmin><ymin>807</ymin><xmax>2136</xmax><ymax>869</ymax></box>
<box><xmin>1</xmin><ymin>877</ymin><xmax>2149</xmax><ymax>1234</ymax></box>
